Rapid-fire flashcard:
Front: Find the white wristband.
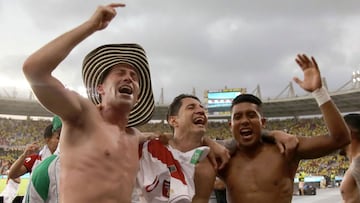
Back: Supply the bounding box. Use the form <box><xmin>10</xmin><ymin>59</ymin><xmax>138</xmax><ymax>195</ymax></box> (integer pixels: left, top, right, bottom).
<box><xmin>312</xmin><ymin>87</ymin><xmax>331</xmax><ymax>106</ymax></box>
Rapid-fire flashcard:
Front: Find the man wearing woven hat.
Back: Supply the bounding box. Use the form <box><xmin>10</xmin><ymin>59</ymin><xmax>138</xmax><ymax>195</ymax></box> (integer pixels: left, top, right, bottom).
<box><xmin>23</xmin><ymin>3</ymin><xmax>154</xmax><ymax>202</ymax></box>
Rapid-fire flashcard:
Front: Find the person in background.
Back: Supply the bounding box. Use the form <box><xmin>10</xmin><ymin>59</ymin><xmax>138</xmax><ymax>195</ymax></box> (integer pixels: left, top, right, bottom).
<box><xmin>0</xmin><ymin>163</ymin><xmax>21</xmax><ymax>203</ymax></box>
<box><xmin>23</xmin><ymin>152</ymin><xmax>60</xmax><ymax>203</ymax></box>
<box><xmin>298</xmin><ymin>171</ymin><xmax>306</xmax><ymax>195</ymax></box>
<box><xmin>8</xmin><ymin>116</ymin><xmax>61</xmax><ymax>179</ymax></box>
<box><xmin>340</xmin><ymin>113</ymin><xmax>360</xmax><ymax>203</ymax></box>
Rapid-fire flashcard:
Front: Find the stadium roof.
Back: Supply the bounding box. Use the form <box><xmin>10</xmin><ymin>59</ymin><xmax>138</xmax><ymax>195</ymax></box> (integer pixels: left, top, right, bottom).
<box><xmin>0</xmin><ymin>88</ymin><xmax>359</xmax><ymax>120</ymax></box>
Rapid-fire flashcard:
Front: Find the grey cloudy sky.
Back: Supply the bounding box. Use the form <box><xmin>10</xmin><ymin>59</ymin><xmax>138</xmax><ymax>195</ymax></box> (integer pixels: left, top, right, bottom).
<box><xmin>1</xmin><ymin>0</ymin><xmax>360</xmax><ymax>104</ymax></box>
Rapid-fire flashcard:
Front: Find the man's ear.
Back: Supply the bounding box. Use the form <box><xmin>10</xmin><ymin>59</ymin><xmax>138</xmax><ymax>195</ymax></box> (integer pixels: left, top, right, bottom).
<box><xmin>97</xmin><ymin>84</ymin><xmax>104</xmax><ymax>95</ymax></box>
<box><xmin>261</xmin><ymin>117</ymin><xmax>266</xmax><ymax>128</ymax></box>
<box><xmin>168</xmin><ymin>116</ymin><xmax>178</xmax><ymax>128</ymax></box>
<box><xmin>228</xmin><ymin>120</ymin><xmax>234</xmax><ymax>135</ymax></box>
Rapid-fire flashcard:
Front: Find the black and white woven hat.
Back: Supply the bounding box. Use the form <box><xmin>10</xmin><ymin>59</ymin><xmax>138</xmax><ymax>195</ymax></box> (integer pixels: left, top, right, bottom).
<box><xmin>82</xmin><ymin>43</ymin><xmax>154</xmax><ymax>127</ymax></box>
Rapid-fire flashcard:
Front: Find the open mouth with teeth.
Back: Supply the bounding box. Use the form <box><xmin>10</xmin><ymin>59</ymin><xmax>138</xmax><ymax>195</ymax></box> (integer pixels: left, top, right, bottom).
<box><xmin>240</xmin><ymin>129</ymin><xmax>253</xmax><ymax>137</ymax></box>
<box><xmin>193</xmin><ymin>117</ymin><xmax>206</xmax><ymax>125</ymax></box>
<box><xmin>118</xmin><ymin>86</ymin><xmax>133</xmax><ymax>95</ymax></box>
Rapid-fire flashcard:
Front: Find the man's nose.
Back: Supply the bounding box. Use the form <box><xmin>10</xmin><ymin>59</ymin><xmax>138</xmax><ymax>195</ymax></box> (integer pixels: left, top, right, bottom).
<box><xmin>239</xmin><ymin>117</ymin><xmax>250</xmax><ymax>125</ymax></box>
<box><xmin>195</xmin><ymin>107</ymin><xmax>205</xmax><ymax>115</ymax></box>
<box><xmin>122</xmin><ymin>72</ymin><xmax>133</xmax><ymax>82</ymax></box>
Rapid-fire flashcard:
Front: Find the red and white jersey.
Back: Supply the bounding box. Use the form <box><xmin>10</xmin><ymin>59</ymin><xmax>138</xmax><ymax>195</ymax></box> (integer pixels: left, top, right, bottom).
<box><xmin>23</xmin><ymin>154</ymin><xmax>41</xmax><ymax>173</ymax></box>
<box><xmin>23</xmin><ymin>145</ymin><xmax>53</xmax><ymax>173</ymax></box>
<box><xmin>136</xmin><ymin>139</ymin><xmax>209</xmax><ymax>203</ymax></box>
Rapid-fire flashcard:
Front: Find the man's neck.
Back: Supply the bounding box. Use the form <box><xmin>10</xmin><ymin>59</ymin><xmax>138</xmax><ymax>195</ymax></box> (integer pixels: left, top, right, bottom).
<box><xmin>170</xmin><ymin>132</ymin><xmax>203</xmax><ymax>152</ymax></box>
<box><xmin>97</xmin><ymin>104</ymin><xmax>129</xmax><ymax>128</ymax></box>
<box><xmin>237</xmin><ymin>141</ymin><xmax>264</xmax><ymax>158</ymax></box>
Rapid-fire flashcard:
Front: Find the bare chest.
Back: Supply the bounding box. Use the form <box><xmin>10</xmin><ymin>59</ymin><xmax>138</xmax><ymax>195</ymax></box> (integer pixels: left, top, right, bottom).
<box><xmin>91</xmin><ymin>128</ymin><xmax>139</xmax><ymax>162</ymax></box>
<box><xmin>62</xmin><ymin>125</ymin><xmax>140</xmax><ymax>174</ymax></box>
<box><xmin>225</xmin><ymin>150</ymin><xmax>294</xmax><ymax>193</ymax></box>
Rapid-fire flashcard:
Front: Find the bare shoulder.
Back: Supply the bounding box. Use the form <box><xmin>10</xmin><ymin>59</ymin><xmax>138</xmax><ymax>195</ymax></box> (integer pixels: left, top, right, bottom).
<box><xmin>126</xmin><ymin>127</ymin><xmax>142</xmax><ymax>138</ymax></box>
<box><xmin>60</xmin><ymin>90</ymin><xmax>98</xmax><ymax>123</ymax></box>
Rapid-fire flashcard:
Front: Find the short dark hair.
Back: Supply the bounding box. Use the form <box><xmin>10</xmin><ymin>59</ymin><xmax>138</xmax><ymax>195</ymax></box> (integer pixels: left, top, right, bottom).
<box><xmin>231</xmin><ymin>94</ymin><xmax>262</xmax><ymax>113</ymax></box>
<box><xmin>43</xmin><ymin>124</ymin><xmax>53</xmax><ymax>139</ymax></box>
<box><xmin>344</xmin><ymin>113</ymin><xmax>360</xmax><ymax>139</ymax></box>
<box><xmin>166</xmin><ymin>94</ymin><xmax>201</xmax><ymax>132</ymax></box>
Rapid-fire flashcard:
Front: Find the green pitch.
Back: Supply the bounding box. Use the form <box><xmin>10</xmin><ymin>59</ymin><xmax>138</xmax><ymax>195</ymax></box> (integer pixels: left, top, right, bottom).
<box><xmin>0</xmin><ymin>178</ymin><xmax>29</xmax><ymax>196</ymax></box>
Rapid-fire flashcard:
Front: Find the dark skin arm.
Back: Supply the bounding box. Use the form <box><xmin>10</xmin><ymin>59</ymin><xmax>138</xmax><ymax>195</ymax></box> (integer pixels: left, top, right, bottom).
<box><xmin>292</xmin><ymin>54</ymin><xmax>350</xmax><ymax>159</ymax></box>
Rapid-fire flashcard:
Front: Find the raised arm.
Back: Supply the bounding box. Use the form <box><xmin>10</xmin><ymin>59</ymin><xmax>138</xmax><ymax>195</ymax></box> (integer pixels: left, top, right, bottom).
<box><xmin>22</xmin><ymin>3</ymin><xmax>125</xmax><ymax>120</ymax></box>
<box><xmin>8</xmin><ymin>142</ymin><xmax>39</xmax><ymax>179</ymax></box>
<box><xmin>293</xmin><ymin>54</ymin><xmax>351</xmax><ymax>159</ymax></box>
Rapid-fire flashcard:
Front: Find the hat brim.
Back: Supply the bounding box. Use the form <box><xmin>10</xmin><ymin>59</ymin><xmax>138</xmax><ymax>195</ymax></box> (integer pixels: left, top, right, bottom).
<box><xmin>82</xmin><ymin>44</ymin><xmax>154</xmax><ymax>127</ymax></box>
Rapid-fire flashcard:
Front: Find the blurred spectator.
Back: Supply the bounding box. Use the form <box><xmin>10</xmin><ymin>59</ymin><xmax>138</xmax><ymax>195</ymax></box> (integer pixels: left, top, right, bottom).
<box><xmin>8</xmin><ymin>116</ymin><xmax>61</xmax><ymax>180</ymax></box>
<box><xmin>298</xmin><ymin>171</ymin><xmax>306</xmax><ymax>195</ymax></box>
<box><xmin>0</xmin><ymin>162</ymin><xmax>20</xmax><ymax>203</ymax></box>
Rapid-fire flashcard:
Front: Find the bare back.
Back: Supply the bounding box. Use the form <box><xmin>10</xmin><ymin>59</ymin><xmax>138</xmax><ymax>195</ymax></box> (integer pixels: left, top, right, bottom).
<box><xmin>60</xmin><ymin>98</ymin><xmax>140</xmax><ymax>203</ymax></box>
<box><xmin>220</xmin><ymin>143</ymin><xmax>299</xmax><ymax>203</ymax></box>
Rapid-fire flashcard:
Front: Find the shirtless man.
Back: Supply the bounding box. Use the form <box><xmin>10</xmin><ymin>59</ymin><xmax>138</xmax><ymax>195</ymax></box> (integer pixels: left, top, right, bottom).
<box><xmin>218</xmin><ymin>54</ymin><xmax>351</xmax><ymax>203</ymax></box>
<box><xmin>340</xmin><ymin>113</ymin><xmax>360</xmax><ymax>203</ymax></box>
<box><xmin>23</xmin><ymin>3</ymin><xmax>155</xmax><ymax>202</ymax></box>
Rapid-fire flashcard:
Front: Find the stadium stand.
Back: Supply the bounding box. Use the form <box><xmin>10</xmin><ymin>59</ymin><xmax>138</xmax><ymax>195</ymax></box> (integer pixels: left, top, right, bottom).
<box><xmin>0</xmin><ymin>80</ymin><xmax>359</xmax><ymax>200</ymax></box>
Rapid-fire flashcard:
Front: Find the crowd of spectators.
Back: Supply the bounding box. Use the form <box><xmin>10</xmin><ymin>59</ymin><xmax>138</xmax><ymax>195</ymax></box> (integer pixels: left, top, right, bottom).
<box><xmin>0</xmin><ymin>116</ymin><xmax>350</xmax><ymax>177</ymax></box>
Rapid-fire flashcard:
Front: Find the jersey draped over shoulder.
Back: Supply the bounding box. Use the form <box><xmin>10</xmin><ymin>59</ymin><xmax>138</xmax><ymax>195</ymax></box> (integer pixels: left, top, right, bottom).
<box><xmin>136</xmin><ymin>139</ymin><xmax>209</xmax><ymax>203</ymax></box>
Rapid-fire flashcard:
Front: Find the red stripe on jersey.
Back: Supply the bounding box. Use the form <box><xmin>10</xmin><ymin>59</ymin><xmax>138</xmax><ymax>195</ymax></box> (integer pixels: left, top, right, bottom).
<box><xmin>147</xmin><ymin>140</ymin><xmax>187</xmax><ymax>185</ymax></box>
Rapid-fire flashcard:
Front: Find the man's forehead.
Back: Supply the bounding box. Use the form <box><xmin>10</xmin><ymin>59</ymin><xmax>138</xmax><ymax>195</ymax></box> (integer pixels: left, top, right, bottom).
<box><xmin>232</xmin><ymin>102</ymin><xmax>260</xmax><ymax>113</ymax></box>
<box><xmin>111</xmin><ymin>63</ymin><xmax>139</xmax><ymax>74</ymax></box>
<box><xmin>181</xmin><ymin>97</ymin><xmax>202</xmax><ymax>106</ymax></box>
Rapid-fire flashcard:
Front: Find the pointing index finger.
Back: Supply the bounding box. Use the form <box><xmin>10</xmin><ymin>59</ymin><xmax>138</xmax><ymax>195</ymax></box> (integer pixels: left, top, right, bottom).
<box><xmin>108</xmin><ymin>3</ymin><xmax>126</xmax><ymax>8</ymax></box>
